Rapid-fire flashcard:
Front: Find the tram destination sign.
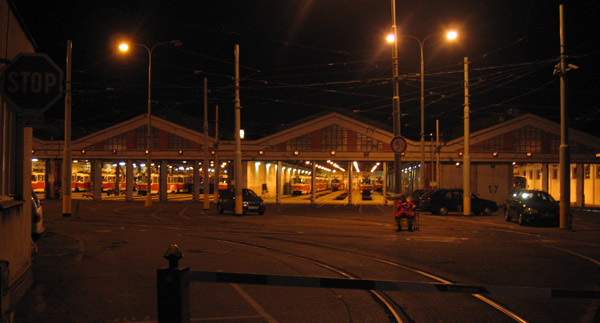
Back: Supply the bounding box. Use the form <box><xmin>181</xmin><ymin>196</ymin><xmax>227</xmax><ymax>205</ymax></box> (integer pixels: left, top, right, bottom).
<box><xmin>1</xmin><ymin>53</ymin><xmax>63</xmax><ymax>113</ymax></box>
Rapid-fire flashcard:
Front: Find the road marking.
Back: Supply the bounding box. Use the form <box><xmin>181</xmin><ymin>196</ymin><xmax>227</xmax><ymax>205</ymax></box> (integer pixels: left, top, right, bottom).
<box><xmin>544</xmin><ymin>245</ymin><xmax>600</xmax><ymax>267</ymax></box>
<box><xmin>230</xmin><ymin>283</ymin><xmax>279</xmax><ymax>323</ymax></box>
<box><xmin>150</xmin><ymin>208</ymin><xmax>163</xmax><ymax>220</ymax></box>
<box><xmin>178</xmin><ymin>206</ymin><xmax>194</xmax><ymax>220</ymax></box>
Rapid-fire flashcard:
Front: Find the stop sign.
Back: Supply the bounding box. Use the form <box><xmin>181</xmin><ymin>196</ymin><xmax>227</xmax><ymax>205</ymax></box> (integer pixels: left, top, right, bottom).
<box><xmin>1</xmin><ymin>53</ymin><xmax>63</xmax><ymax>112</ymax></box>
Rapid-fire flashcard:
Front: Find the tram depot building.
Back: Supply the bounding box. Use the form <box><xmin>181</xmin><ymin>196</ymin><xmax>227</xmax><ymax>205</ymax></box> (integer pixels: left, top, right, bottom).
<box><xmin>31</xmin><ymin>111</ymin><xmax>600</xmax><ymax>208</ymax></box>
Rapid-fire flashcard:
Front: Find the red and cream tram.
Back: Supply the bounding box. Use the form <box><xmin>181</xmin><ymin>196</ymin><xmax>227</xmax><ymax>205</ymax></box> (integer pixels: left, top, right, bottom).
<box><xmin>72</xmin><ymin>172</ymin><xmax>91</xmax><ymax>192</ymax></box>
<box><xmin>31</xmin><ymin>171</ymin><xmax>45</xmax><ymax>193</ymax></box>
<box><xmin>331</xmin><ymin>178</ymin><xmax>343</xmax><ymax>191</ymax></box>
<box><xmin>374</xmin><ymin>177</ymin><xmax>383</xmax><ymax>191</ymax></box>
<box><xmin>359</xmin><ymin>177</ymin><xmax>374</xmax><ymax>193</ymax></box>
<box><xmin>167</xmin><ymin>174</ymin><xmax>192</xmax><ymax>193</ymax></box>
<box><xmin>291</xmin><ymin>175</ymin><xmax>329</xmax><ymax>195</ymax></box>
<box><xmin>101</xmin><ymin>173</ymin><xmax>127</xmax><ymax>193</ymax></box>
<box><xmin>136</xmin><ymin>173</ymin><xmax>159</xmax><ymax>195</ymax></box>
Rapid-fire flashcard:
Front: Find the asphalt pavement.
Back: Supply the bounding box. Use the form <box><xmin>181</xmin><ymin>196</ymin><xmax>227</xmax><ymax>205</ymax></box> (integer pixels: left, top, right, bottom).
<box><xmin>12</xmin><ymin>201</ymin><xmax>600</xmax><ymax>323</ymax></box>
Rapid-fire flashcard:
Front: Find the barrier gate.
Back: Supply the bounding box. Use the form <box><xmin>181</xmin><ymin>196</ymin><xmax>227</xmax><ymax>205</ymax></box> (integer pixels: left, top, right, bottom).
<box><xmin>157</xmin><ymin>244</ymin><xmax>600</xmax><ymax>323</ymax></box>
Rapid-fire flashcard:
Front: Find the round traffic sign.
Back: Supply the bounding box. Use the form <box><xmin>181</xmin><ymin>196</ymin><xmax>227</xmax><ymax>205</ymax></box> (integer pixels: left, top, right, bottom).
<box><xmin>390</xmin><ymin>136</ymin><xmax>407</xmax><ymax>153</ymax></box>
<box><xmin>1</xmin><ymin>53</ymin><xmax>64</xmax><ymax>112</ymax></box>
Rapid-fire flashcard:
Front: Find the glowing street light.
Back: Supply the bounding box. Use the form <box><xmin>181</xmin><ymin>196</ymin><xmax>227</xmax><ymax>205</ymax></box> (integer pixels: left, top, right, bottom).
<box><xmin>118</xmin><ymin>39</ymin><xmax>181</xmax><ymax>206</ymax></box>
<box><xmin>387</xmin><ymin>29</ymin><xmax>458</xmax><ymax>190</ymax></box>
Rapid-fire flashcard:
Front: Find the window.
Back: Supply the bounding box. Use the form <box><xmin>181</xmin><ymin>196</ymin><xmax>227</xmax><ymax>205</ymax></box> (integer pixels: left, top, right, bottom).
<box><xmin>288</xmin><ymin>133</ymin><xmax>312</xmax><ymax>151</ymax></box>
<box><xmin>321</xmin><ymin>125</ymin><xmax>347</xmax><ymax>152</ymax></box>
<box><xmin>584</xmin><ymin>165</ymin><xmax>590</xmax><ymax>179</ymax></box>
<box><xmin>572</xmin><ymin>166</ymin><xmax>577</xmax><ymax>179</ymax></box>
<box><xmin>553</xmin><ymin>168</ymin><xmax>558</xmax><ymax>180</ymax></box>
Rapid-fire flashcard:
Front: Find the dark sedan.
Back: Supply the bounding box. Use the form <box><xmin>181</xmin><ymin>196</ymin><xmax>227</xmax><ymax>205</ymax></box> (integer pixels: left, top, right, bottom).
<box><xmin>419</xmin><ymin>188</ymin><xmax>498</xmax><ymax>215</ymax></box>
<box><xmin>218</xmin><ymin>188</ymin><xmax>265</xmax><ymax>215</ymax></box>
<box><xmin>504</xmin><ymin>190</ymin><xmax>559</xmax><ymax>226</ymax></box>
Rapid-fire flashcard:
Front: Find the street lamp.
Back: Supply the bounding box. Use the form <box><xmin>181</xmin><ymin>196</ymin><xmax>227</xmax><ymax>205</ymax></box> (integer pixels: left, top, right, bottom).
<box><xmin>387</xmin><ymin>31</ymin><xmax>457</xmax><ymax>190</ymax></box>
<box><xmin>389</xmin><ymin>0</ymin><xmax>402</xmax><ymax>195</ymax></box>
<box><xmin>118</xmin><ymin>39</ymin><xmax>182</xmax><ymax>207</ymax></box>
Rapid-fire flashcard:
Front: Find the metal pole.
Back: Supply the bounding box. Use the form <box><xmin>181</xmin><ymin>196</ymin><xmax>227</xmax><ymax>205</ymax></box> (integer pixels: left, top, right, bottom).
<box><xmin>234</xmin><ymin>45</ymin><xmax>243</xmax><ymax>215</ymax></box>
<box><xmin>214</xmin><ymin>105</ymin><xmax>219</xmax><ymax>203</ymax></box>
<box><xmin>420</xmin><ymin>42</ymin><xmax>426</xmax><ymax>190</ymax></box>
<box><xmin>558</xmin><ymin>4</ymin><xmax>571</xmax><ymax>229</ymax></box>
<box><xmin>203</xmin><ymin>78</ymin><xmax>210</xmax><ymax>210</ymax></box>
<box><xmin>311</xmin><ymin>162</ymin><xmax>316</xmax><ymax>204</ymax></box>
<box><xmin>391</xmin><ymin>0</ymin><xmax>402</xmax><ymax>195</ymax></box>
<box><xmin>436</xmin><ymin>119</ymin><xmax>440</xmax><ymax>188</ymax></box>
<box><xmin>463</xmin><ymin>57</ymin><xmax>471</xmax><ymax>216</ymax></box>
<box><xmin>62</xmin><ymin>40</ymin><xmax>72</xmax><ymax>217</ymax></box>
<box><xmin>145</xmin><ymin>46</ymin><xmax>153</xmax><ymax>207</ymax></box>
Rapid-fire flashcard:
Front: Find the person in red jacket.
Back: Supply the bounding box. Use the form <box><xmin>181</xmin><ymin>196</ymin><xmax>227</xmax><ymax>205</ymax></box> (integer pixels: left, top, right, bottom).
<box><xmin>395</xmin><ymin>195</ymin><xmax>416</xmax><ymax>231</ymax></box>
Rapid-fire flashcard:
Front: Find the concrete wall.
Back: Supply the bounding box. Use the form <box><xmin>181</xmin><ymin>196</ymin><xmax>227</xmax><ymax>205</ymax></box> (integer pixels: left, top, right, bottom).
<box><xmin>1</xmin><ymin>1</ymin><xmax>37</xmax><ymax>318</ymax></box>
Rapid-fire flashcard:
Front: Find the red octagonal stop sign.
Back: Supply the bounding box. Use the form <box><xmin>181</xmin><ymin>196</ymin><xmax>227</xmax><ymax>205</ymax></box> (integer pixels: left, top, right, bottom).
<box><xmin>1</xmin><ymin>53</ymin><xmax>64</xmax><ymax>112</ymax></box>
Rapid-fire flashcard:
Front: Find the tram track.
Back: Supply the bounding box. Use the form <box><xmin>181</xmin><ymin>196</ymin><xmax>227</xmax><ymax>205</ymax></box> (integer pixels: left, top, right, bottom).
<box><xmin>212</xmin><ymin>237</ymin><xmax>408</xmax><ymax>323</ymax></box>
<box><xmin>200</xmin><ymin>236</ymin><xmax>528</xmax><ymax>323</ymax></box>
<box><xmin>43</xmin><ymin>201</ymin><xmax>598</xmax><ymax>321</ymax></box>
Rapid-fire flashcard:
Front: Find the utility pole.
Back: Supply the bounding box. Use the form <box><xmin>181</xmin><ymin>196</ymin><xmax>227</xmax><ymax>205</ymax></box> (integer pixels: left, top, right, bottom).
<box><xmin>214</xmin><ymin>105</ymin><xmax>219</xmax><ymax>203</ymax></box>
<box><xmin>234</xmin><ymin>45</ymin><xmax>243</xmax><ymax>215</ymax></box>
<box><xmin>558</xmin><ymin>4</ymin><xmax>571</xmax><ymax>229</ymax></box>
<box><xmin>436</xmin><ymin>119</ymin><xmax>440</xmax><ymax>188</ymax></box>
<box><xmin>463</xmin><ymin>57</ymin><xmax>471</xmax><ymax>216</ymax></box>
<box><xmin>203</xmin><ymin>78</ymin><xmax>210</xmax><ymax>210</ymax></box>
<box><xmin>390</xmin><ymin>0</ymin><xmax>402</xmax><ymax>195</ymax></box>
<box><xmin>62</xmin><ymin>40</ymin><xmax>72</xmax><ymax>217</ymax></box>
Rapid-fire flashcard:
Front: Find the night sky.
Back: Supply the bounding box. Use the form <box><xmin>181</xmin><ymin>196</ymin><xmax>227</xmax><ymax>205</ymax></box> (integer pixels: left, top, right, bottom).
<box><xmin>11</xmin><ymin>0</ymin><xmax>600</xmax><ymax>142</ymax></box>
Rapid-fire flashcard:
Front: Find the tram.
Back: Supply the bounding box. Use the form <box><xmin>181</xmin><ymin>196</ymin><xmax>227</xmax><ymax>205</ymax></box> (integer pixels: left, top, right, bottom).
<box><xmin>72</xmin><ymin>172</ymin><xmax>91</xmax><ymax>192</ymax></box>
<box><xmin>291</xmin><ymin>175</ymin><xmax>329</xmax><ymax>195</ymax></box>
<box><xmin>374</xmin><ymin>177</ymin><xmax>383</xmax><ymax>192</ymax></box>
<box><xmin>167</xmin><ymin>174</ymin><xmax>193</xmax><ymax>193</ymax></box>
<box><xmin>31</xmin><ymin>171</ymin><xmax>45</xmax><ymax>193</ymax></box>
<box><xmin>136</xmin><ymin>173</ymin><xmax>159</xmax><ymax>195</ymax></box>
<box><xmin>101</xmin><ymin>173</ymin><xmax>127</xmax><ymax>193</ymax></box>
<box><xmin>218</xmin><ymin>174</ymin><xmax>229</xmax><ymax>190</ymax></box>
<box><xmin>331</xmin><ymin>178</ymin><xmax>343</xmax><ymax>191</ymax></box>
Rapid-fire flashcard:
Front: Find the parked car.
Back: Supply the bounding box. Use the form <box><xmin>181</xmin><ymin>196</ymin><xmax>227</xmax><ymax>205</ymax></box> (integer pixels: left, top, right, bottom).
<box><xmin>31</xmin><ymin>191</ymin><xmax>45</xmax><ymax>241</ymax></box>
<box><xmin>504</xmin><ymin>189</ymin><xmax>559</xmax><ymax>226</ymax></box>
<box><xmin>217</xmin><ymin>188</ymin><xmax>265</xmax><ymax>215</ymax></box>
<box><xmin>419</xmin><ymin>188</ymin><xmax>498</xmax><ymax>215</ymax></box>
<box><xmin>409</xmin><ymin>189</ymin><xmax>433</xmax><ymax>208</ymax></box>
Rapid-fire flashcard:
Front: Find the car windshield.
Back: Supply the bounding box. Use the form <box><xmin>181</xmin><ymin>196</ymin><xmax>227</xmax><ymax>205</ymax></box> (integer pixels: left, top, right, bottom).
<box><xmin>244</xmin><ymin>189</ymin><xmax>258</xmax><ymax>198</ymax></box>
<box><xmin>520</xmin><ymin>191</ymin><xmax>554</xmax><ymax>202</ymax></box>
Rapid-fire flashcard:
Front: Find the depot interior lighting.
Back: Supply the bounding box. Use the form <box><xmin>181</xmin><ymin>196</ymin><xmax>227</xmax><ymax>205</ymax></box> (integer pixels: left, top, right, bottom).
<box><xmin>353</xmin><ymin>161</ymin><xmax>360</xmax><ymax>173</ymax></box>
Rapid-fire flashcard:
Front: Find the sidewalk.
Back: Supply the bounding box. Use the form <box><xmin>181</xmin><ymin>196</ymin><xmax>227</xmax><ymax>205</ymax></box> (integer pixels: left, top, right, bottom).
<box><xmin>13</xmin><ymin>232</ymin><xmax>83</xmax><ymax>322</ymax></box>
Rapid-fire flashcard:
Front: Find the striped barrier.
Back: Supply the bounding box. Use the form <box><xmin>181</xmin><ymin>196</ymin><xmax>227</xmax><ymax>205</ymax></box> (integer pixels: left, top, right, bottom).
<box><xmin>188</xmin><ymin>270</ymin><xmax>600</xmax><ymax>299</ymax></box>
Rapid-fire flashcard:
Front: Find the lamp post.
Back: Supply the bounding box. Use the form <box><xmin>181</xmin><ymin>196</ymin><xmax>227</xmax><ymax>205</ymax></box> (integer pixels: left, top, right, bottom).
<box><xmin>389</xmin><ymin>0</ymin><xmax>402</xmax><ymax>195</ymax></box>
<box><xmin>399</xmin><ymin>31</ymin><xmax>457</xmax><ymax>190</ymax></box>
<box><xmin>119</xmin><ymin>40</ymin><xmax>181</xmax><ymax>207</ymax></box>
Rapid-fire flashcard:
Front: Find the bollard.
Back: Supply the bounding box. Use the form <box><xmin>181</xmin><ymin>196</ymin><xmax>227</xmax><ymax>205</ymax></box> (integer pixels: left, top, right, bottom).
<box><xmin>157</xmin><ymin>244</ymin><xmax>189</xmax><ymax>323</ymax></box>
